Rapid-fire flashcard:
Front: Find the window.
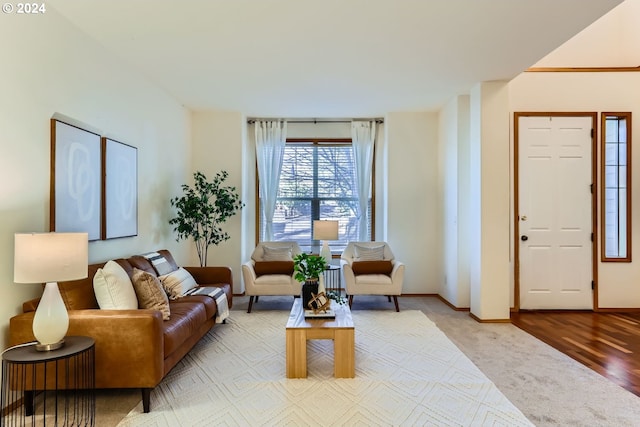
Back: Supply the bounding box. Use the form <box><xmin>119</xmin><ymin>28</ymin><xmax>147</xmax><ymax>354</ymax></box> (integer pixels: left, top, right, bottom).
<box><xmin>258</xmin><ymin>138</ymin><xmax>373</xmax><ymax>254</ymax></box>
<box><xmin>602</xmin><ymin>112</ymin><xmax>631</xmax><ymax>261</ymax></box>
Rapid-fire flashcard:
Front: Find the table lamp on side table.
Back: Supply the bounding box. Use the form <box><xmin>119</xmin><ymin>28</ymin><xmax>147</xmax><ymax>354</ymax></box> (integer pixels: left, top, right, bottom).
<box><xmin>313</xmin><ymin>220</ymin><xmax>339</xmax><ymax>265</ymax></box>
<box><xmin>14</xmin><ymin>232</ymin><xmax>88</xmax><ymax>351</ymax></box>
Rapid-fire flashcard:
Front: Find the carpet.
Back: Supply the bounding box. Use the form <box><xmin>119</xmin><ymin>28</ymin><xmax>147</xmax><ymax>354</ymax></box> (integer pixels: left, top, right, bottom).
<box><xmin>118</xmin><ymin>310</ymin><xmax>534</xmax><ymax>426</ymax></box>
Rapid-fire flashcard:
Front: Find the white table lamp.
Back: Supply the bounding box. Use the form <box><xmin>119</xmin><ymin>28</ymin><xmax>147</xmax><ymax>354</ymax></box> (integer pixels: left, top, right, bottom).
<box><xmin>14</xmin><ymin>232</ymin><xmax>88</xmax><ymax>351</ymax></box>
<box><xmin>313</xmin><ymin>220</ymin><xmax>339</xmax><ymax>265</ymax></box>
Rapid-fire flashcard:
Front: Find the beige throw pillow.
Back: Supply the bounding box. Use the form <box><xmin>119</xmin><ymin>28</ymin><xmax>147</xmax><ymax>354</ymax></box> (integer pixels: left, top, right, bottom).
<box><xmin>159</xmin><ymin>267</ymin><xmax>198</xmax><ymax>299</ymax></box>
<box><xmin>93</xmin><ymin>260</ymin><xmax>138</xmax><ymax>310</ymax></box>
<box><xmin>131</xmin><ymin>268</ymin><xmax>170</xmax><ymax>320</ymax></box>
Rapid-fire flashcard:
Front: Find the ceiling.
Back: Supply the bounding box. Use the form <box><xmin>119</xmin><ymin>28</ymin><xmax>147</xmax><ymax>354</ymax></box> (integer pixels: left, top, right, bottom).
<box><xmin>49</xmin><ymin>0</ymin><xmax>623</xmax><ymax>117</ymax></box>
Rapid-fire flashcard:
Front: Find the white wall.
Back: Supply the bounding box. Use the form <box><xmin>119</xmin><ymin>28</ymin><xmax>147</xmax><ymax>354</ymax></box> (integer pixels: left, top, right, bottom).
<box><xmin>385</xmin><ymin>112</ymin><xmax>441</xmax><ymax>294</ymax></box>
<box><xmin>438</xmin><ymin>96</ymin><xmax>471</xmax><ymax>308</ymax></box>
<box><xmin>0</xmin><ymin>9</ymin><xmax>191</xmax><ymax>350</ymax></box>
<box><xmin>510</xmin><ymin>71</ymin><xmax>640</xmax><ymax>308</ymax></box>
<box><xmin>469</xmin><ymin>82</ymin><xmax>511</xmax><ymax>320</ymax></box>
<box><xmin>535</xmin><ymin>0</ymin><xmax>640</xmax><ymax>67</ymax></box>
<box><xmin>191</xmin><ymin>111</ymin><xmax>245</xmax><ymax>289</ymax></box>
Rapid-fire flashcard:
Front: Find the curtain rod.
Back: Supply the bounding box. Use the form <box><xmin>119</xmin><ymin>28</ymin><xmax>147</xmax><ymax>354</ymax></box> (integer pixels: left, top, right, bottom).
<box><xmin>247</xmin><ymin>118</ymin><xmax>384</xmax><ymax>124</ymax></box>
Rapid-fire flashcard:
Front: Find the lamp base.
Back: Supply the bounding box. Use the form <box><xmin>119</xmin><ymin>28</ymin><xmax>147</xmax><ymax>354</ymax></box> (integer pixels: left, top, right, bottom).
<box><xmin>32</xmin><ymin>282</ymin><xmax>70</xmax><ymax>352</ymax></box>
<box><xmin>35</xmin><ymin>339</ymin><xmax>65</xmax><ymax>352</ymax></box>
<box><xmin>320</xmin><ymin>241</ymin><xmax>332</xmax><ymax>265</ymax></box>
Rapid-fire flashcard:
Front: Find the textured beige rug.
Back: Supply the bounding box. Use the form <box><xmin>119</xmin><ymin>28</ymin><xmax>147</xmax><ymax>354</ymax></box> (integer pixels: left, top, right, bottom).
<box><xmin>118</xmin><ymin>310</ymin><xmax>533</xmax><ymax>426</ymax></box>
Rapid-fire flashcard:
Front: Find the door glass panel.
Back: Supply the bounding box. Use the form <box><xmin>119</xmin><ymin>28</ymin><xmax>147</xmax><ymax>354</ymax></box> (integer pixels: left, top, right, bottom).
<box><xmin>601</xmin><ymin>113</ymin><xmax>631</xmax><ymax>261</ymax></box>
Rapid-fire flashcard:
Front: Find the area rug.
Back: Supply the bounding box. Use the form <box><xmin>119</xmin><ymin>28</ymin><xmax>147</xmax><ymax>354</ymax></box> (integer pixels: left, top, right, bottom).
<box><xmin>117</xmin><ymin>310</ymin><xmax>534</xmax><ymax>426</ymax></box>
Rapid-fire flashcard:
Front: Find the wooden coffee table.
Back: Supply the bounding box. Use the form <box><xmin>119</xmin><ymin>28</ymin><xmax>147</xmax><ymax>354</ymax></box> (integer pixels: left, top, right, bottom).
<box><xmin>286</xmin><ymin>298</ymin><xmax>355</xmax><ymax>378</ymax></box>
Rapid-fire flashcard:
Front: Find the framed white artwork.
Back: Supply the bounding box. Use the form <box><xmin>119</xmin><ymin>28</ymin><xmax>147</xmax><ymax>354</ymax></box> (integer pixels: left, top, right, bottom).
<box><xmin>102</xmin><ymin>137</ymin><xmax>137</xmax><ymax>239</ymax></box>
<box><xmin>50</xmin><ymin>119</ymin><xmax>102</xmax><ymax>241</ymax></box>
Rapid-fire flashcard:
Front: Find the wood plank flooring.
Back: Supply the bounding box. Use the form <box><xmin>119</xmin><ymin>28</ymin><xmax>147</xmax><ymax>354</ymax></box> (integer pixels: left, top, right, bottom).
<box><xmin>511</xmin><ymin>310</ymin><xmax>640</xmax><ymax>397</ymax></box>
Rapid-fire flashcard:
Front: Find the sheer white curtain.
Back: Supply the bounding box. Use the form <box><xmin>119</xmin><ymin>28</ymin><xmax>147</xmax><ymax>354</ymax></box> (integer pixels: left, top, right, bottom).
<box><xmin>351</xmin><ymin>120</ymin><xmax>376</xmax><ymax>241</ymax></box>
<box><xmin>255</xmin><ymin>120</ymin><xmax>287</xmax><ymax>240</ymax></box>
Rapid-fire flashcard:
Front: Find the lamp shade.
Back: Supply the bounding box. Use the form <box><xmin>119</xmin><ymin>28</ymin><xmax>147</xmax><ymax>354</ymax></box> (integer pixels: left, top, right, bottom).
<box><xmin>14</xmin><ymin>232</ymin><xmax>88</xmax><ymax>351</ymax></box>
<box><xmin>313</xmin><ymin>220</ymin><xmax>338</xmax><ymax>241</ymax></box>
<box><xmin>14</xmin><ymin>232</ymin><xmax>88</xmax><ymax>284</ymax></box>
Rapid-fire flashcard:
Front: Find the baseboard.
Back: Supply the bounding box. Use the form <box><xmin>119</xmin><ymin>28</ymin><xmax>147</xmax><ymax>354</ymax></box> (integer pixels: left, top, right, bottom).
<box><xmin>469</xmin><ymin>312</ymin><xmax>511</xmax><ymax>323</ymax></box>
<box><xmin>436</xmin><ymin>295</ymin><xmax>470</xmax><ymax>312</ymax></box>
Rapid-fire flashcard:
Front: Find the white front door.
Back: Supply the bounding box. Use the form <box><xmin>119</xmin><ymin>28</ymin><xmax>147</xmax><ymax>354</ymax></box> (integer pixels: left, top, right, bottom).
<box><xmin>518</xmin><ymin>115</ymin><xmax>594</xmax><ymax>310</ymax></box>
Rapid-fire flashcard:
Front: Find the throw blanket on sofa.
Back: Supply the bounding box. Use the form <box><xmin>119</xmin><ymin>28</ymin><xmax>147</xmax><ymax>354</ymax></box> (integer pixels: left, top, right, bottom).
<box><xmin>184</xmin><ymin>287</ymin><xmax>229</xmax><ymax>322</ymax></box>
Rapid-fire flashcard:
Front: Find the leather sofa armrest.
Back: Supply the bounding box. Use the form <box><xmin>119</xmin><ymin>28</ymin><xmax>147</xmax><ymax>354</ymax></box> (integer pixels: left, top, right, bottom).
<box><xmin>184</xmin><ymin>266</ymin><xmax>232</xmax><ymax>287</ymax></box>
<box><xmin>22</xmin><ymin>297</ymin><xmax>40</xmax><ymax>313</ymax></box>
<box><xmin>9</xmin><ymin>309</ymin><xmax>165</xmax><ymax>389</ymax></box>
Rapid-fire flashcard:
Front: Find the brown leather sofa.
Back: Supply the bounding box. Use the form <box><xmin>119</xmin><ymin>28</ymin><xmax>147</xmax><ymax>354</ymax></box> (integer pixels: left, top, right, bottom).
<box><xmin>8</xmin><ymin>249</ymin><xmax>232</xmax><ymax>413</ymax></box>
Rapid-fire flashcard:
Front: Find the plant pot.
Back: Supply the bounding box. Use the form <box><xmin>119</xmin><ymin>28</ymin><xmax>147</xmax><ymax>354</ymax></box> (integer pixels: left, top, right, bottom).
<box><xmin>301</xmin><ymin>279</ymin><xmax>319</xmax><ymax>309</ymax></box>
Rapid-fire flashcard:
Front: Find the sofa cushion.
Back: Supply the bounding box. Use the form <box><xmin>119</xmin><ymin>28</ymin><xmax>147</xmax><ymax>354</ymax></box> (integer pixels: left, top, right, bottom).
<box><xmin>175</xmin><ymin>294</ymin><xmax>218</xmax><ymax>319</ymax></box>
<box><xmin>163</xmin><ymin>301</ymin><xmax>207</xmax><ymax>356</ymax></box>
<box><xmin>93</xmin><ymin>260</ymin><xmax>138</xmax><ymax>310</ymax></box>
<box><xmin>254</xmin><ymin>261</ymin><xmax>294</xmax><ymax>277</ymax></box>
<box><xmin>131</xmin><ymin>268</ymin><xmax>171</xmax><ymax>320</ymax></box>
<box><xmin>351</xmin><ymin>260</ymin><xmax>393</xmax><ymax>276</ymax></box>
<box><xmin>262</xmin><ymin>245</ymin><xmax>293</xmax><ymax>261</ymax></box>
<box><xmin>160</xmin><ymin>267</ymin><xmax>198</xmax><ymax>299</ymax></box>
<box><xmin>354</xmin><ymin>244</ymin><xmax>385</xmax><ymax>261</ymax></box>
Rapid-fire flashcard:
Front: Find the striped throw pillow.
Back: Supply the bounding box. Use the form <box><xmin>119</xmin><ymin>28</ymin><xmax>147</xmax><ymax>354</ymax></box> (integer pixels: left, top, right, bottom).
<box><xmin>262</xmin><ymin>246</ymin><xmax>293</xmax><ymax>261</ymax></box>
<box><xmin>143</xmin><ymin>252</ymin><xmax>175</xmax><ymax>276</ymax></box>
<box><xmin>354</xmin><ymin>244</ymin><xmax>385</xmax><ymax>261</ymax></box>
<box><xmin>159</xmin><ymin>267</ymin><xmax>198</xmax><ymax>300</ymax></box>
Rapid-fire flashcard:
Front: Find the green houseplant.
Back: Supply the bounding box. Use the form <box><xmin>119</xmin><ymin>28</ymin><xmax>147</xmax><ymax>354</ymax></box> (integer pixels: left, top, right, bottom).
<box><xmin>169</xmin><ymin>170</ymin><xmax>244</xmax><ymax>267</ymax></box>
<box><xmin>293</xmin><ymin>253</ymin><xmax>346</xmax><ymax>306</ymax></box>
<box><xmin>293</xmin><ymin>253</ymin><xmax>327</xmax><ymax>284</ymax></box>
<box><xmin>293</xmin><ymin>253</ymin><xmax>326</xmax><ymax>308</ymax></box>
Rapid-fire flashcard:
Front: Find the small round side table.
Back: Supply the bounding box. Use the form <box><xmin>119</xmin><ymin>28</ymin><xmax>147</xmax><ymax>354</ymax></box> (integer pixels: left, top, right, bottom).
<box><xmin>322</xmin><ymin>265</ymin><xmax>342</xmax><ymax>295</ymax></box>
<box><xmin>1</xmin><ymin>335</ymin><xmax>95</xmax><ymax>427</ymax></box>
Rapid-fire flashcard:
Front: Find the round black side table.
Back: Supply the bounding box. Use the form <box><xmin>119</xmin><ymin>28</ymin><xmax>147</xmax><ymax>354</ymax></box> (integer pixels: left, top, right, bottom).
<box><xmin>323</xmin><ymin>265</ymin><xmax>342</xmax><ymax>295</ymax></box>
<box><xmin>1</xmin><ymin>336</ymin><xmax>95</xmax><ymax>427</ymax></box>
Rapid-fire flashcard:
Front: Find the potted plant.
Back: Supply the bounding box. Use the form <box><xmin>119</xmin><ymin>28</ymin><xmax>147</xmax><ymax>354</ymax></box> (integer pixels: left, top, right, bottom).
<box><xmin>169</xmin><ymin>170</ymin><xmax>244</xmax><ymax>267</ymax></box>
<box><xmin>293</xmin><ymin>253</ymin><xmax>327</xmax><ymax>307</ymax></box>
<box><xmin>293</xmin><ymin>253</ymin><xmax>347</xmax><ymax>307</ymax></box>
<box><xmin>293</xmin><ymin>253</ymin><xmax>327</xmax><ymax>284</ymax></box>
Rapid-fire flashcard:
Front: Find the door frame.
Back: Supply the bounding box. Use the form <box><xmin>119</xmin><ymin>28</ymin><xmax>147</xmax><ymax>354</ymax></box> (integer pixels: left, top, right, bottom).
<box><xmin>513</xmin><ymin>112</ymin><xmax>599</xmax><ymax>311</ymax></box>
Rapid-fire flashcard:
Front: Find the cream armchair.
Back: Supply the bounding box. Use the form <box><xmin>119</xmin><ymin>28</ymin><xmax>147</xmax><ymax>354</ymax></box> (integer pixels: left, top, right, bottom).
<box><xmin>242</xmin><ymin>241</ymin><xmax>302</xmax><ymax>313</ymax></box>
<box><xmin>341</xmin><ymin>241</ymin><xmax>405</xmax><ymax>311</ymax></box>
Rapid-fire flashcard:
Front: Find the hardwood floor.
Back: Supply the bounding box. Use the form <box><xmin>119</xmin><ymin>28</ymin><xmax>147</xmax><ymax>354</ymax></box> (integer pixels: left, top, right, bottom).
<box><xmin>511</xmin><ymin>310</ymin><xmax>640</xmax><ymax>397</ymax></box>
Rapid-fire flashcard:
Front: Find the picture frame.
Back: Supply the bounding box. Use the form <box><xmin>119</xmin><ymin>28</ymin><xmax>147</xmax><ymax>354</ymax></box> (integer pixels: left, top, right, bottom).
<box><xmin>102</xmin><ymin>137</ymin><xmax>138</xmax><ymax>239</ymax></box>
<box><xmin>50</xmin><ymin>119</ymin><xmax>102</xmax><ymax>241</ymax></box>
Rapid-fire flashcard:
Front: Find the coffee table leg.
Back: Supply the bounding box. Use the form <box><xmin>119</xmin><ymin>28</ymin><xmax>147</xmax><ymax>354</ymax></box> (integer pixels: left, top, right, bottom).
<box><xmin>334</xmin><ymin>329</ymin><xmax>355</xmax><ymax>378</ymax></box>
<box><xmin>286</xmin><ymin>329</ymin><xmax>307</xmax><ymax>378</ymax></box>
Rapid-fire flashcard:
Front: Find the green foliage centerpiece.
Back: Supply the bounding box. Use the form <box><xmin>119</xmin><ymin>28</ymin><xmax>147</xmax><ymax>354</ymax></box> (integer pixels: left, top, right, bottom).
<box><xmin>293</xmin><ymin>253</ymin><xmax>326</xmax><ymax>308</ymax></box>
<box><xmin>169</xmin><ymin>171</ymin><xmax>244</xmax><ymax>267</ymax></box>
<box><xmin>293</xmin><ymin>253</ymin><xmax>327</xmax><ymax>284</ymax></box>
<box><xmin>293</xmin><ymin>253</ymin><xmax>347</xmax><ymax>308</ymax></box>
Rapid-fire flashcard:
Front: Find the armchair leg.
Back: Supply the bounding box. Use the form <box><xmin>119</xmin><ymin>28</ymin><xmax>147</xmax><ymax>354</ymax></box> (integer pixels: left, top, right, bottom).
<box><xmin>247</xmin><ymin>296</ymin><xmax>255</xmax><ymax>313</ymax></box>
<box><xmin>142</xmin><ymin>388</ymin><xmax>152</xmax><ymax>413</ymax></box>
<box><xmin>393</xmin><ymin>296</ymin><xmax>399</xmax><ymax>312</ymax></box>
<box><xmin>348</xmin><ymin>295</ymin><xmax>353</xmax><ymax>308</ymax></box>
<box><xmin>387</xmin><ymin>296</ymin><xmax>391</xmax><ymax>302</ymax></box>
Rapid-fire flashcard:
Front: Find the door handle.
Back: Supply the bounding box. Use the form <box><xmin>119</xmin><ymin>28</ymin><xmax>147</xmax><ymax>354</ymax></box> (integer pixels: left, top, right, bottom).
<box><xmin>521</xmin><ymin>235</ymin><xmax>528</xmax><ymax>241</ymax></box>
